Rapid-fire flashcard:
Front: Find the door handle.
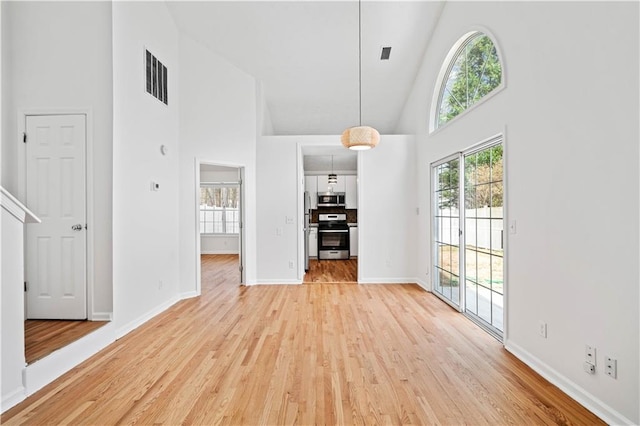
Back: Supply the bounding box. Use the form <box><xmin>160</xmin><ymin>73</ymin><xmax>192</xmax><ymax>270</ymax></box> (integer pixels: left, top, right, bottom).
<box><xmin>71</xmin><ymin>224</ymin><xmax>83</xmax><ymax>231</ymax></box>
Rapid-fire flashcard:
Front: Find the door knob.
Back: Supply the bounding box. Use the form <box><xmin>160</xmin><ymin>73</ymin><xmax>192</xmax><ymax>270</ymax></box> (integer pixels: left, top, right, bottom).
<box><xmin>71</xmin><ymin>224</ymin><xmax>83</xmax><ymax>231</ymax></box>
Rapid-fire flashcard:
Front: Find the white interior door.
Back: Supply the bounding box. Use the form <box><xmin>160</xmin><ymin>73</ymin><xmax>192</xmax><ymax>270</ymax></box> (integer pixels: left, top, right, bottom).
<box><xmin>25</xmin><ymin>114</ymin><xmax>87</xmax><ymax>319</ymax></box>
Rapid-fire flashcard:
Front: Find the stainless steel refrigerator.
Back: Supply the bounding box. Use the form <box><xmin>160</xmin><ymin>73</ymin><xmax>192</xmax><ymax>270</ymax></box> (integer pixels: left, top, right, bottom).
<box><xmin>304</xmin><ymin>191</ymin><xmax>311</xmax><ymax>271</ymax></box>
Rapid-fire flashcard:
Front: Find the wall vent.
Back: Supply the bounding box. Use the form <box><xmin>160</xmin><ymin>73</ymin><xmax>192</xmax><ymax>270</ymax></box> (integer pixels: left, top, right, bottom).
<box><xmin>145</xmin><ymin>49</ymin><xmax>168</xmax><ymax>105</ymax></box>
<box><xmin>380</xmin><ymin>46</ymin><xmax>392</xmax><ymax>61</ymax></box>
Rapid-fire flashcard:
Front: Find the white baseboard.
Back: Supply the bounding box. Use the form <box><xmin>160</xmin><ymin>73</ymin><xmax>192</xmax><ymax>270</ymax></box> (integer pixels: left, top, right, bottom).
<box><xmin>414</xmin><ymin>277</ymin><xmax>430</xmax><ymax>291</ymax></box>
<box><xmin>357</xmin><ymin>278</ymin><xmax>417</xmax><ymax>284</ymax></box>
<box><xmin>12</xmin><ymin>296</ymin><xmax>193</xmax><ymax>414</ymax></box>
<box><xmin>115</xmin><ymin>296</ymin><xmax>180</xmax><ymax>339</ymax></box>
<box><xmin>24</xmin><ymin>322</ymin><xmax>116</xmax><ymax>398</ymax></box>
<box><xmin>180</xmin><ymin>290</ymin><xmax>199</xmax><ymax>299</ymax></box>
<box><xmin>90</xmin><ymin>311</ymin><xmax>113</xmax><ymax>321</ymax></box>
<box><xmin>1</xmin><ymin>386</ymin><xmax>26</xmax><ymax>413</ymax></box>
<box><xmin>254</xmin><ymin>279</ymin><xmax>302</xmax><ymax>285</ymax></box>
<box><xmin>505</xmin><ymin>341</ymin><xmax>634</xmax><ymax>425</ymax></box>
<box><xmin>201</xmin><ymin>250</ymin><xmax>239</xmax><ymax>255</ymax></box>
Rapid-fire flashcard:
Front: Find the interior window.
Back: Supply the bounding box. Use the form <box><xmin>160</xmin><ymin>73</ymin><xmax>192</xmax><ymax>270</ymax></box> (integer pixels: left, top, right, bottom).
<box><xmin>200</xmin><ymin>185</ymin><xmax>240</xmax><ymax>234</ymax></box>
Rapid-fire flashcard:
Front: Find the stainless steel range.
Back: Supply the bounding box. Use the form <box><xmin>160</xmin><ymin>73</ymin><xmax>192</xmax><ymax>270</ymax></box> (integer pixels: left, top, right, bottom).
<box><xmin>317</xmin><ymin>213</ymin><xmax>350</xmax><ymax>260</ymax></box>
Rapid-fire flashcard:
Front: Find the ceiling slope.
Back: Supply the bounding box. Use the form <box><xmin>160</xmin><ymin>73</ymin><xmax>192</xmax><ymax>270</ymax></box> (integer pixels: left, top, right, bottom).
<box><xmin>167</xmin><ymin>1</ymin><xmax>444</xmax><ymax>135</ymax></box>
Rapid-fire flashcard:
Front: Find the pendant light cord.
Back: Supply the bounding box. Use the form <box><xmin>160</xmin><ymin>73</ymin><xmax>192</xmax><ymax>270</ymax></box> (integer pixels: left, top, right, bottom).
<box><xmin>358</xmin><ymin>0</ymin><xmax>362</xmax><ymax>127</ymax></box>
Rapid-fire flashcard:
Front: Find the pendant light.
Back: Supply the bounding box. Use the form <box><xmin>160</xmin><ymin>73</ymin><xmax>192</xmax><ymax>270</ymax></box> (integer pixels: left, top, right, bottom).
<box><xmin>341</xmin><ymin>0</ymin><xmax>380</xmax><ymax>151</ymax></box>
<box><xmin>328</xmin><ymin>155</ymin><xmax>338</xmax><ymax>185</ymax></box>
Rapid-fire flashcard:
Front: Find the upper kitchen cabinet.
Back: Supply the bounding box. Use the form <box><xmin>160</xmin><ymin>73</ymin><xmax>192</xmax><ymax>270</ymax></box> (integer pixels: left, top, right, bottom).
<box><xmin>345</xmin><ymin>175</ymin><xmax>357</xmax><ymax>209</ymax></box>
<box><xmin>317</xmin><ymin>175</ymin><xmax>346</xmax><ymax>193</ymax></box>
<box><xmin>305</xmin><ymin>176</ymin><xmax>318</xmax><ymax>209</ymax></box>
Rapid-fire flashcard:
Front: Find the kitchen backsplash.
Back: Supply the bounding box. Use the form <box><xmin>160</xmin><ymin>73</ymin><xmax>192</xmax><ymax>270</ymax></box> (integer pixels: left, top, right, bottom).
<box><xmin>311</xmin><ymin>208</ymin><xmax>357</xmax><ymax>224</ymax></box>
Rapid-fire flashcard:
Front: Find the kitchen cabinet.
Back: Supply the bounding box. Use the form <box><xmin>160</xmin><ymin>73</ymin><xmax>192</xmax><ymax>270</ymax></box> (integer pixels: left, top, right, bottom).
<box><xmin>350</xmin><ymin>226</ymin><xmax>358</xmax><ymax>257</ymax></box>
<box><xmin>305</xmin><ymin>176</ymin><xmax>317</xmax><ymax>209</ymax></box>
<box><xmin>345</xmin><ymin>175</ymin><xmax>357</xmax><ymax>208</ymax></box>
<box><xmin>309</xmin><ymin>227</ymin><xmax>318</xmax><ymax>257</ymax></box>
<box><xmin>317</xmin><ymin>175</ymin><xmax>345</xmax><ymax>193</ymax></box>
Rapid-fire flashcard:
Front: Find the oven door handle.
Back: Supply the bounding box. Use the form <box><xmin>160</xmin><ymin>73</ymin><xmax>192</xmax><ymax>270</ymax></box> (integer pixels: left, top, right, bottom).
<box><xmin>318</xmin><ymin>229</ymin><xmax>348</xmax><ymax>233</ymax></box>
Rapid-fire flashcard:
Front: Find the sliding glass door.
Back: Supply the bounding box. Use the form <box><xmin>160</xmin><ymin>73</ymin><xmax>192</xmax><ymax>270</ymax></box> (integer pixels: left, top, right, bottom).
<box><xmin>432</xmin><ymin>138</ymin><xmax>504</xmax><ymax>339</ymax></box>
<box><xmin>433</xmin><ymin>157</ymin><xmax>461</xmax><ymax>308</ymax></box>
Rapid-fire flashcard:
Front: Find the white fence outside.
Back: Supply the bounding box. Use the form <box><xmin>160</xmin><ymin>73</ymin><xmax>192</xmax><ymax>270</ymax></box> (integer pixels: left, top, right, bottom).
<box><xmin>437</xmin><ymin>207</ymin><xmax>503</xmax><ymax>250</ymax></box>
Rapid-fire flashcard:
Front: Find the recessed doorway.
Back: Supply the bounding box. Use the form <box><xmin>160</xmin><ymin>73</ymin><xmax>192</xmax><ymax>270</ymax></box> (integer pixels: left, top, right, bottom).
<box><xmin>301</xmin><ymin>146</ymin><xmax>358</xmax><ymax>284</ymax></box>
<box><xmin>197</xmin><ymin>163</ymin><xmax>245</xmax><ymax>290</ymax></box>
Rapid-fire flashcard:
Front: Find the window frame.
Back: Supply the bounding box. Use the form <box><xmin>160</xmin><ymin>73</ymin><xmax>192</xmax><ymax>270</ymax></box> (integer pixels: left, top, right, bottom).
<box><xmin>199</xmin><ymin>183</ymin><xmax>241</xmax><ymax>236</ymax></box>
<box><xmin>430</xmin><ymin>30</ymin><xmax>506</xmax><ymax>134</ymax></box>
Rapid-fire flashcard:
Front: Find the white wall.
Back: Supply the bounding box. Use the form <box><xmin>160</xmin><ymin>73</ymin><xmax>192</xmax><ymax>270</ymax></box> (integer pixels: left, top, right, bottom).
<box><xmin>257</xmin><ymin>135</ymin><xmax>417</xmax><ymax>284</ymax></box>
<box><xmin>201</xmin><ymin>170</ymin><xmax>239</xmax><ymax>183</ymax></box>
<box><xmin>1</xmin><ymin>1</ymin><xmax>113</xmax><ymax>317</ymax></box>
<box><xmin>257</xmin><ymin>81</ymin><xmax>274</xmax><ymax>137</ymax></box>
<box><xmin>1</xmin><ymin>205</ymin><xmax>26</xmax><ymax>410</ymax></box>
<box><xmin>112</xmin><ymin>2</ymin><xmax>180</xmax><ymax>334</ymax></box>
<box><xmin>201</xmin><ymin>236</ymin><xmax>239</xmax><ymax>255</ymax></box>
<box><xmin>178</xmin><ymin>33</ymin><xmax>257</xmax><ymax>292</ymax></box>
<box><xmin>398</xmin><ymin>2</ymin><xmax>639</xmax><ymax>424</ymax></box>
<box><xmin>256</xmin><ymin>136</ymin><xmax>301</xmax><ymax>283</ymax></box>
<box><xmin>358</xmin><ymin>135</ymin><xmax>417</xmax><ymax>283</ymax></box>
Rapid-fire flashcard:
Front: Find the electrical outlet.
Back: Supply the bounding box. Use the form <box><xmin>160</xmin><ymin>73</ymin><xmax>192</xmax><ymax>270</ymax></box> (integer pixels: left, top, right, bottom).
<box><xmin>605</xmin><ymin>357</ymin><xmax>617</xmax><ymax>379</ymax></box>
<box><xmin>538</xmin><ymin>321</ymin><xmax>547</xmax><ymax>338</ymax></box>
<box><xmin>585</xmin><ymin>345</ymin><xmax>596</xmax><ymax>366</ymax></box>
<box><xmin>288</xmin><ymin>260</ymin><xmax>294</xmax><ymax>269</ymax></box>
<box><xmin>583</xmin><ymin>362</ymin><xmax>596</xmax><ymax>375</ymax></box>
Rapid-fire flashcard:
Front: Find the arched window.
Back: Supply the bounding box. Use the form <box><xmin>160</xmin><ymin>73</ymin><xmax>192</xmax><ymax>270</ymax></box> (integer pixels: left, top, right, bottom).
<box><xmin>435</xmin><ymin>32</ymin><xmax>503</xmax><ymax>129</ymax></box>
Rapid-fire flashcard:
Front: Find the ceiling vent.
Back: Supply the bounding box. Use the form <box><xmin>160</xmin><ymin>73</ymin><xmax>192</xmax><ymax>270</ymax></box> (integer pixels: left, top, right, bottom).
<box><xmin>145</xmin><ymin>49</ymin><xmax>168</xmax><ymax>105</ymax></box>
<box><xmin>380</xmin><ymin>46</ymin><xmax>392</xmax><ymax>61</ymax></box>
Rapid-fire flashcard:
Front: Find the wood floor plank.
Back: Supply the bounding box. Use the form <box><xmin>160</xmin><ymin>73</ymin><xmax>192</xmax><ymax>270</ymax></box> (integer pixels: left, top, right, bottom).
<box><xmin>2</xmin><ymin>254</ymin><xmax>604</xmax><ymax>425</ymax></box>
<box><xmin>304</xmin><ymin>258</ymin><xmax>357</xmax><ymax>283</ymax></box>
<box><xmin>24</xmin><ymin>319</ymin><xmax>108</xmax><ymax>365</ymax></box>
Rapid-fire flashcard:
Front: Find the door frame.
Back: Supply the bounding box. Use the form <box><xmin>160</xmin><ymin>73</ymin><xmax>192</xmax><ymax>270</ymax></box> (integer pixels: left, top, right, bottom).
<box><xmin>430</xmin><ymin>133</ymin><xmax>508</xmax><ymax>341</ymax></box>
<box><xmin>17</xmin><ymin>108</ymin><xmax>95</xmax><ymax>320</ymax></box>
<box><xmin>194</xmin><ymin>159</ymin><xmax>246</xmax><ymax>295</ymax></box>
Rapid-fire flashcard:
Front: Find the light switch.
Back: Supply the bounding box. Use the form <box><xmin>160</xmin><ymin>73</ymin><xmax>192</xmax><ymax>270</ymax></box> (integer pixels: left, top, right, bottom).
<box><xmin>509</xmin><ymin>220</ymin><xmax>516</xmax><ymax>234</ymax></box>
<box><xmin>285</xmin><ymin>216</ymin><xmax>294</xmax><ymax>225</ymax></box>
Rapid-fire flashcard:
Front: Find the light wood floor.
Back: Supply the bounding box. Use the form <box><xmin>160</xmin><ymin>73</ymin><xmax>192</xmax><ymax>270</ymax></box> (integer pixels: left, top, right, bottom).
<box><xmin>2</xmin><ymin>254</ymin><xmax>604</xmax><ymax>425</ymax></box>
<box><xmin>304</xmin><ymin>258</ymin><xmax>357</xmax><ymax>283</ymax></box>
<box><xmin>25</xmin><ymin>320</ymin><xmax>108</xmax><ymax>365</ymax></box>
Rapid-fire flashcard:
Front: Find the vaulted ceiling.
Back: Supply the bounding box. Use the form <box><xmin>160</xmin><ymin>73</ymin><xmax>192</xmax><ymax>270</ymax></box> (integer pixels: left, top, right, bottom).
<box><xmin>167</xmin><ymin>1</ymin><xmax>445</xmax><ymax>136</ymax></box>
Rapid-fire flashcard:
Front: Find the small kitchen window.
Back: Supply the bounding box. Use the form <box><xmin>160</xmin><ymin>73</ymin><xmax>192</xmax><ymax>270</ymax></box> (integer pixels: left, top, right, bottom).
<box><xmin>200</xmin><ymin>184</ymin><xmax>240</xmax><ymax>234</ymax></box>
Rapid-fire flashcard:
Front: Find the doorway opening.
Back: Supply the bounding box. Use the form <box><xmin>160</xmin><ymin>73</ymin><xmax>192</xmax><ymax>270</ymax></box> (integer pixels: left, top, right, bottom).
<box><xmin>432</xmin><ymin>136</ymin><xmax>505</xmax><ymax>339</ymax></box>
<box><xmin>197</xmin><ymin>163</ymin><xmax>245</xmax><ymax>291</ymax></box>
<box><xmin>300</xmin><ymin>146</ymin><xmax>358</xmax><ymax>284</ymax></box>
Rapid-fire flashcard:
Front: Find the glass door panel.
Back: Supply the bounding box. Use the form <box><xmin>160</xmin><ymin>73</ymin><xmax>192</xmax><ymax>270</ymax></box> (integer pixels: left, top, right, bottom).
<box><xmin>433</xmin><ymin>158</ymin><xmax>461</xmax><ymax>308</ymax></box>
<box><xmin>463</xmin><ymin>144</ymin><xmax>504</xmax><ymax>337</ymax></box>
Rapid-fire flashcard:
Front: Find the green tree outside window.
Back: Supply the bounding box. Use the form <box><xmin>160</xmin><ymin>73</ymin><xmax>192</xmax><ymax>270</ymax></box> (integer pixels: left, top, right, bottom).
<box><xmin>437</xmin><ymin>34</ymin><xmax>502</xmax><ymax>127</ymax></box>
